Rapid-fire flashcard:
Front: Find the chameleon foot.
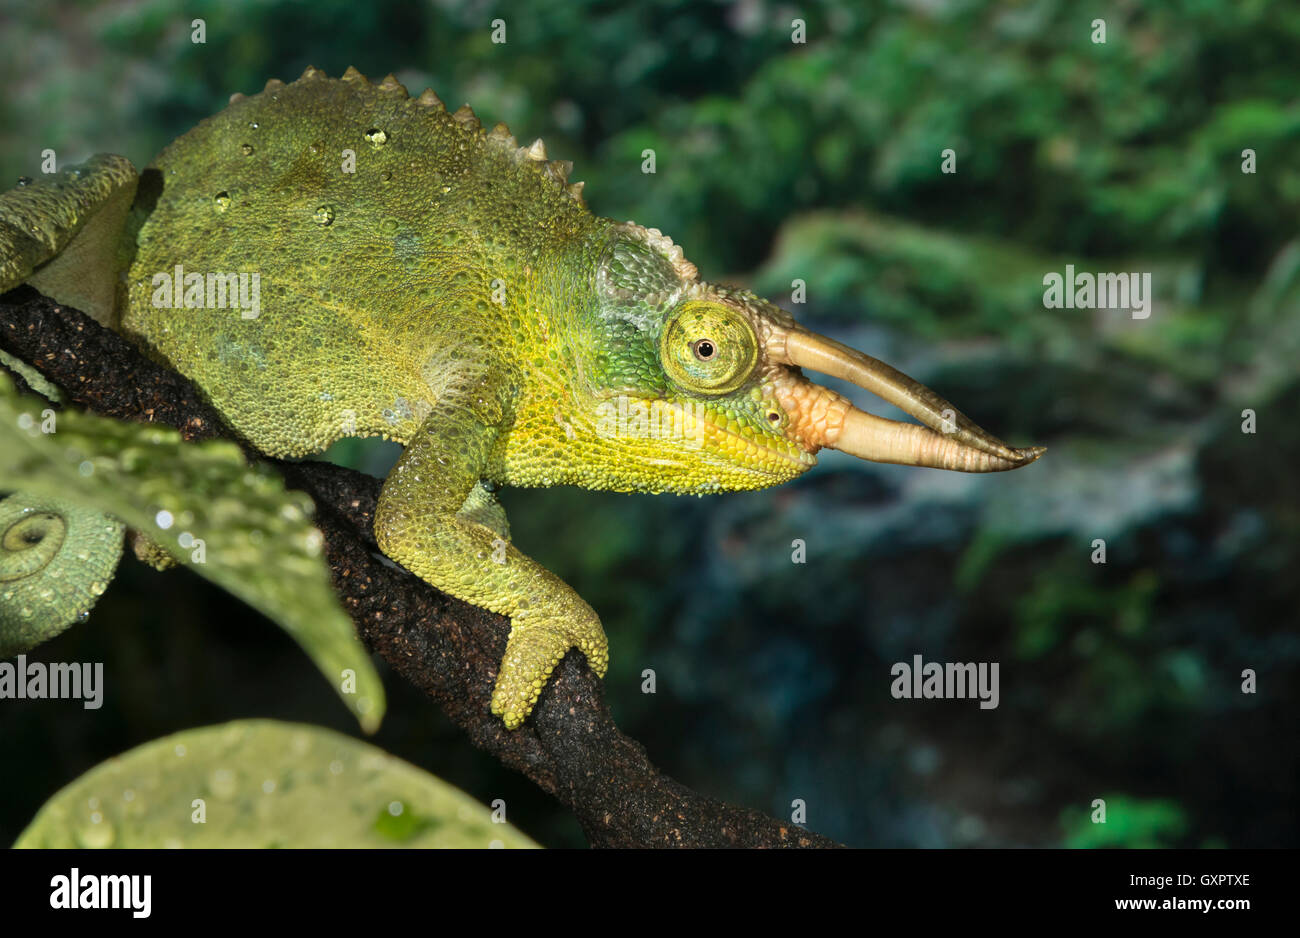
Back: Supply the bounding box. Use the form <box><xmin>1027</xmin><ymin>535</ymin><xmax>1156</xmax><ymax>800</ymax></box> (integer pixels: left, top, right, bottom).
<box><xmin>490</xmin><ymin>611</ymin><xmax>609</xmax><ymax>729</ymax></box>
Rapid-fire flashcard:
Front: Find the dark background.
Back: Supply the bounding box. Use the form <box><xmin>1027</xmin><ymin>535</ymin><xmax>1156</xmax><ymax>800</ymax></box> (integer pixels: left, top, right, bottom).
<box><xmin>1</xmin><ymin>0</ymin><xmax>1297</xmax><ymax>848</ymax></box>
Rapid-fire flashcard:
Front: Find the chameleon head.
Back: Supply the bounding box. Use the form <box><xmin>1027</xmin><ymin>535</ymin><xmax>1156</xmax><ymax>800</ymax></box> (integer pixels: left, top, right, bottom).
<box><xmin>580</xmin><ymin>224</ymin><xmax>1044</xmax><ymax>493</ymax></box>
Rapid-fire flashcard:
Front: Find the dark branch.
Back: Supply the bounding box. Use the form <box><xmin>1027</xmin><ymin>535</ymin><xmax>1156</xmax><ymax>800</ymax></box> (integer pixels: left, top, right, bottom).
<box><xmin>0</xmin><ymin>285</ymin><xmax>839</xmax><ymax>848</ymax></box>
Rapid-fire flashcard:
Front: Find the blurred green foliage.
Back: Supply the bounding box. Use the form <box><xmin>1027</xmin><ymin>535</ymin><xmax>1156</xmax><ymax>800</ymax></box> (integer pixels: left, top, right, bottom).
<box><xmin>1061</xmin><ymin>795</ymin><xmax>1189</xmax><ymax>849</ymax></box>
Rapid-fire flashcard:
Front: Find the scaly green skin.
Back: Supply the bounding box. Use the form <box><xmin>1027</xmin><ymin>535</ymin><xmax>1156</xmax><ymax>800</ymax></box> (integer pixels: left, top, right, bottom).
<box><xmin>0</xmin><ymin>66</ymin><xmax>1034</xmax><ymax>728</ymax></box>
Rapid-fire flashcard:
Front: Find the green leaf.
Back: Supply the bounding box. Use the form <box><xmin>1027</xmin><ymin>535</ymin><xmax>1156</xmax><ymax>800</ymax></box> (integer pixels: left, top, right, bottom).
<box><xmin>0</xmin><ymin>373</ymin><xmax>384</xmax><ymax>731</ymax></box>
<box><xmin>0</xmin><ymin>493</ymin><xmax>124</xmax><ymax>655</ymax></box>
<box><xmin>14</xmin><ymin>720</ymin><xmax>539</xmax><ymax>848</ymax></box>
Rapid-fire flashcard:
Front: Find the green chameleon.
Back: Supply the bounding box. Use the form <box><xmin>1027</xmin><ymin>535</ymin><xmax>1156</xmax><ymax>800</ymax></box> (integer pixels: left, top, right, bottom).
<box><xmin>0</xmin><ymin>67</ymin><xmax>1043</xmax><ymax>729</ymax></box>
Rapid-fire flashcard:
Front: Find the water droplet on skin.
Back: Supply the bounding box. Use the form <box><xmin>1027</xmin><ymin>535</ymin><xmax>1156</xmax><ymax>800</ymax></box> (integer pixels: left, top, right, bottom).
<box><xmin>379</xmin><ymin>171</ymin><xmax>392</xmax><ymax>182</ymax></box>
<box><xmin>314</xmin><ymin>205</ymin><xmax>335</xmax><ymax>226</ymax></box>
<box><xmin>380</xmin><ymin>218</ymin><xmax>399</xmax><ymax>234</ymax></box>
<box><xmin>240</xmin><ymin>143</ymin><xmax>254</xmax><ymax>155</ymax></box>
<box><xmin>16</xmin><ymin>176</ymin><xmax>32</xmax><ymax>187</ymax></box>
<box><xmin>365</xmin><ymin>128</ymin><xmax>388</xmax><ymax>148</ymax></box>
<box><xmin>249</xmin><ymin>121</ymin><xmax>260</xmax><ymax>130</ymax></box>
<box><xmin>213</xmin><ymin>191</ymin><xmax>231</xmax><ymax>212</ymax></box>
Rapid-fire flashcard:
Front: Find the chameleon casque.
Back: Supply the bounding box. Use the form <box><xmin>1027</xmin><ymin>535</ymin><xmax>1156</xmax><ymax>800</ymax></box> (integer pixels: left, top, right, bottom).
<box><xmin>0</xmin><ymin>66</ymin><xmax>1044</xmax><ymax>729</ymax></box>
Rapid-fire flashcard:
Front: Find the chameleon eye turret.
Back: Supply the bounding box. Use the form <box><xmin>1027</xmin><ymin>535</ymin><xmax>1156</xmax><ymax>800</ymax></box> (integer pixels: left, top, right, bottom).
<box><xmin>659</xmin><ymin>301</ymin><xmax>759</xmax><ymax>394</ymax></box>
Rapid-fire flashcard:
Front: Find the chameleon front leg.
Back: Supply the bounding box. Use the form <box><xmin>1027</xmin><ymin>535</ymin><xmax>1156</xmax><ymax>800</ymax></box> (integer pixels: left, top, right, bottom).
<box><xmin>374</xmin><ymin>392</ymin><xmax>608</xmax><ymax>729</ymax></box>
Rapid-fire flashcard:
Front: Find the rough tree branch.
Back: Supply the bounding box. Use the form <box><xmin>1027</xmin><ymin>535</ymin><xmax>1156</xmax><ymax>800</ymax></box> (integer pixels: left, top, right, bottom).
<box><xmin>0</xmin><ymin>285</ymin><xmax>839</xmax><ymax>848</ymax></box>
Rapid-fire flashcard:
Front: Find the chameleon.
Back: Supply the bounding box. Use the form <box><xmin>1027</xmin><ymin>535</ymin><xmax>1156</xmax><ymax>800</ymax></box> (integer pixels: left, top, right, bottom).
<box><xmin>0</xmin><ymin>66</ymin><xmax>1044</xmax><ymax>729</ymax></box>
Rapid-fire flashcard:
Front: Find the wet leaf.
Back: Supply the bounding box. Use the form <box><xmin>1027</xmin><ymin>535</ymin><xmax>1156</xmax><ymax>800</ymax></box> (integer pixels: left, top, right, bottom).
<box><xmin>15</xmin><ymin>720</ymin><xmax>538</xmax><ymax>848</ymax></box>
<box><xmin>0</xmin><ymin>374</ymin><xmax>384</xmax><ymax>730</ymax></box>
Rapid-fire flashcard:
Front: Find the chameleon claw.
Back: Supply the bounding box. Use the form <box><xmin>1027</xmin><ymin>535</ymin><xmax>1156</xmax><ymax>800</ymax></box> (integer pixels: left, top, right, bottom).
<box><xmin>489</xmin><ymin>612</ymin><xmax>609</xmax><ymax>729</ymax></box>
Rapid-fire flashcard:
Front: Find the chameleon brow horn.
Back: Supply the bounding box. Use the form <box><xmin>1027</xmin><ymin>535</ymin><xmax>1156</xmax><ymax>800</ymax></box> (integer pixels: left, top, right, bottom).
<box><xmin>772</xmin><ymin>328</ymin><xmax>1046</xmax><ymax>473</ymax></box>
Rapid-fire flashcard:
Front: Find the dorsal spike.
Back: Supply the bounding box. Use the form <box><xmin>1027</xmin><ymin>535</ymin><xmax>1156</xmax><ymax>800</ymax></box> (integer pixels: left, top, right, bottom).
<box><xmin>229</xmin><ymin>92</ymin><xmax>247</xmax><ymax>104</ymax></box>
<box><xmin>299</xmin><ymin>65</ymin><xmax>327</xmax><ymax>81</ymax></box>
<box><xmin>487</xmin><ymin>123</ymin><xmax>518</xmax><ymax>149</ymax></box>
<box><xmin>550</xmin><ymin>159</ymin><xmax>573</xmax><ymax>182</ymax></box>
<box><xmin>567</xmin><ymin>180</ymin><xmax>586</xmax><ymax>205</ymax></box>
<box><xmin>378</xmin><ymin>74</ymin><xmax>408</xmax><ymax>97</ymax></box>
<box><xmin>525</xmin><ymin>138</ymin><xmax>547</xmax><ymax>161</ymax></box>
<box><xmin>341</xmin><ymin>66</ymin><xmax>367</xmax><ymax>83</ymax></box>
<box><xmin>263</xmin><ymin>78</ymin><xmax>285</xmax><ymax>93</ymax></box>
<box><xmin>452</xmin><ymin>104</ymin><xmax>480</xmax><ymax>129</ymax></box>
<box><xmin>416</xmin><ymin>88</ymin><xmax>444</xmax><ymax>108</ymax></box>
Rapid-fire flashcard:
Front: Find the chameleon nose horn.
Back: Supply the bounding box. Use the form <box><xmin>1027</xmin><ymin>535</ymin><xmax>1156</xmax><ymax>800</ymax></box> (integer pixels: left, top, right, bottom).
<box><xmin>776</xmin><ymin>328</ymin><xmax>1046</xmax><ymax>473</ymax></box>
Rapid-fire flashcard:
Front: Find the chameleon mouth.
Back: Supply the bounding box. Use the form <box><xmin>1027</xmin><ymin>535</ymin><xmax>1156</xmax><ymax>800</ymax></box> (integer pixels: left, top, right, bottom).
<box><xmin>599</xmin><ymin>395</ymin><xmax>813</xmax><ymax>475</ymax></box>
<box><xmin>697</xmin><ymin>410</ymin><xmax>816</xmax><ymax>470</ymax></box>
<box><xmin>660</xmin><ymin>398</ymin><xmax>815</xmax><ymax>473</ymax></box>
<box><xmin>768</xmin><ymin>327</ymin><xmax>1045</xmax><ymax>473</ymax></box>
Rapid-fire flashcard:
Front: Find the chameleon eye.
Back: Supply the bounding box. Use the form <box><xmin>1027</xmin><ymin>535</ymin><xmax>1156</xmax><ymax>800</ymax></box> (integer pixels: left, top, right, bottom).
<box><xmin>660</xmin><ymin>302</ymin><xmax>758</xmax><ymax>394</ymax></box>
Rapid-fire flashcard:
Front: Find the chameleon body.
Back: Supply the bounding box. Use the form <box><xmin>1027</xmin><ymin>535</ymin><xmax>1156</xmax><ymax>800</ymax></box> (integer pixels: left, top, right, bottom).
<box><xmin>0</xmin><ymin>67</ymin><xmax>1043</xmax><ymax>728</ymax></box>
